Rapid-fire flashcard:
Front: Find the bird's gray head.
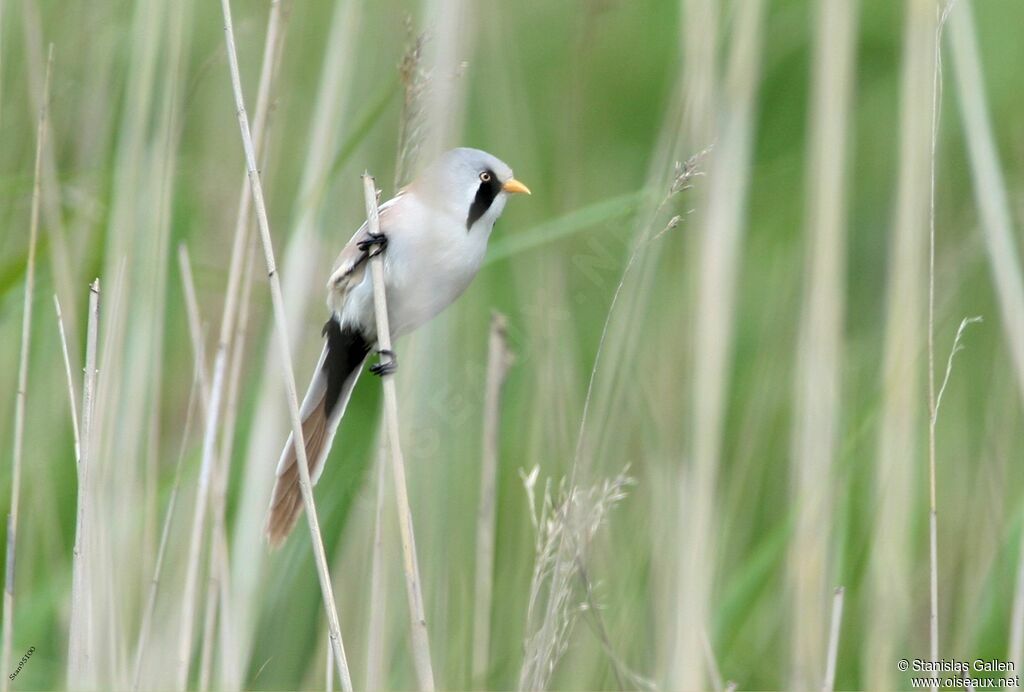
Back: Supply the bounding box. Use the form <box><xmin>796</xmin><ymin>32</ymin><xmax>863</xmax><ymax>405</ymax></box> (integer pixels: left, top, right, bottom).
<box><xmin>411</xmin><ymin>147</ymin><xmax>531</xmax><ymax>231</ymax></box>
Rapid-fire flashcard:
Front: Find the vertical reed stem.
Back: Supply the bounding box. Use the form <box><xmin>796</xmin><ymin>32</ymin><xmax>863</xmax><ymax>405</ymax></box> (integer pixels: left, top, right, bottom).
<box><xmin>2</xmin><ymin>44</ymin><xmax>52</xmax><ymax>692</ymax></box>
<box><xmin>472</xmin><ymin>313</ymin><xmax>513</xmax><ymax>686</ymax></box>
<box><xmin>54</xmin><ymin>296</ymin><xmax>82</xmax><ymax>463</ymax></box>
<box><xmin>68</xmin><ymin>279</ymin><xmax>101</xmax><ymax>688</ymax></box>
<box><xmin>822</xmin><ymin>587</ymin><xmax>845</xmax><ymax>692</ymax></box>
<box><xmin>132</xmin><ymin>360</ymin><xmax>203</xmax><ymax>690</ymax></box>
<box><xmin>365</xmin><ymin>442</ymin><xmax>389</xmax><ymax>692</ymax></box>
<box><xmin>217</xmin><ymin>0</ymin><xmax>353</xmax><ymax>687</ymax></box>
<box><xmin>362</xmin><ymin>173</ymin><xmax>436</xmax><ymax>691</ymax></box>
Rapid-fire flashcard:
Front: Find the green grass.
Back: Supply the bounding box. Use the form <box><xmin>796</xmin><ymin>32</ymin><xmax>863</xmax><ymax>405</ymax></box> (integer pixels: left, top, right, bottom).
<box><xmin>1</xmin><ymin>0</ymin><xmax>1023</xmax><ymax>690</ymax></box>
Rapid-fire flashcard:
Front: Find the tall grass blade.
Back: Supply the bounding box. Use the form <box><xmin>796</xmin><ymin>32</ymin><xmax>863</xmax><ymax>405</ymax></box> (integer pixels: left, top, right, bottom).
<box><xmin>674</xmin><ymin>1</ymin><xmax>766</xmax><ymax>687</ymax></box>
<box><xmin>362</xmin><ymin>173</ymin><xmax>436</xmax><ymax>691</ymax></box>
<box><xmin>472</xmin><ymin>313</ymin><xmax>514</xmax><ymax>686</ymax></box>
<box><xmin>865</xmin><ymin>2</ymin><xmax>935</xmax><ymax>687</ymax></box>
<box><xmin>217</xmin><ymin>0</ymin><xmax>354</xmax><ymax>687</ymax></box>
<box><xmin>789</xmin><ymin>0</ymin><xmax>856</xmax><ymax>686</ymax></box>
<box><xmin>68</xmin><ymin>279</ymin><xmax>101</xmax><ymax>688</ymax></box>
<box><xmin>1</xmin><ymin>42</ymin><xmax>51</xmax><ymax>692</ymax></box>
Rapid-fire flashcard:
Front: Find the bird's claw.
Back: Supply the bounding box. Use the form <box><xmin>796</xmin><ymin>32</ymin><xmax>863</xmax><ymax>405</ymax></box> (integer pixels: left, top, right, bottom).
<box><xmin>357</xmin><ymin>232</ymin><xmax>388</xmax><ymax>259</ymax></box>
<box><xmin>369</xmin><ymin>349</ymin><xmax>397</xmax><ymax>377</ymax></box>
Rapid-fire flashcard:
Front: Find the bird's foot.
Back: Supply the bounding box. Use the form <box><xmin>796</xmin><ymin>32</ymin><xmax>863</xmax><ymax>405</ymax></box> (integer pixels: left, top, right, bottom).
<box><xmin>369</xmin><ymin>349</ymin><xmax>398</xmax><ymax>377</ymax></box>
<box><xmin>357</xmin><ymin>232</ymin><xmax>388</xmax><ymax>259</ymax></box>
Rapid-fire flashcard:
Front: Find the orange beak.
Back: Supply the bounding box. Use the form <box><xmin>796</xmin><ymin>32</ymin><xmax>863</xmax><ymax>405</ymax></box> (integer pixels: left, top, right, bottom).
<box><xmin>502</xmin><ymin>178</ymin><xmax>531</xmax><ymax>195</ymax></box>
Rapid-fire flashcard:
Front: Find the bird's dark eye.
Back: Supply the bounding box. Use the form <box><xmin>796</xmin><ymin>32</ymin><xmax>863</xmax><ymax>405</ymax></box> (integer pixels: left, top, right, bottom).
<box><xmin>479</xmin><ymin>171</ymin><xmax>492</xmax><ymax>183</ymax></box>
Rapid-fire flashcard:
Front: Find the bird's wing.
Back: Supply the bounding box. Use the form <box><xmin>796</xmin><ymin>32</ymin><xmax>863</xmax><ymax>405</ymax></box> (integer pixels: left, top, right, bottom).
<box><xmin>325</xmin><ymin>194</ymin><xmax>402</xmax><ymax>307</ymax></box>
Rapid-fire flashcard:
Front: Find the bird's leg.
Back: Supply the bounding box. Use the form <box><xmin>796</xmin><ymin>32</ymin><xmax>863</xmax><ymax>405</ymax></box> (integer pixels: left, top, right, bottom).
<box><xmin>357</xmin><ymin>232</ymin><xmax>388</xmax><ymax>259</ymax></box>
<box><xmin>369</xmin><ymin>348</ymin><xmax>398</xmax><ymax>377</ymax></box>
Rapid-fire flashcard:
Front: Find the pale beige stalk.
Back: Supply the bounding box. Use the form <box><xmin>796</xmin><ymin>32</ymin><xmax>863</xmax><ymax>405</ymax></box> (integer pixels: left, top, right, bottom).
<box><xmin>54</xmin><ymin>296</ymin><xmax>82</xmax><ymax>463</ymax></box>
<box><xmin>472</xmin><ymin>313</ymin><xmax>514</xmax><ymax>685</ymax></box>
<box><xmin>945</xmin><ymin>6</ymin><xmax>1024</xmax><ymax>677</ymax></box>
<box><xmin>132</xmin><ymin>360</ymin><xmax>203</xmax><ymax>691</ymax></box>
<box><xmin>229</xmin><ymin>0</ymin><xmax>361</xmax><ymax>676</ymax></box>
<box><xmin>177</xmin><ymin>0</ymin><xmax>286</xmax><ymax>682</ymax></box>
<box><xmin>216</xmin><ymin>7</ymin><xmax>289</xmax><ymax>682</ymax></box>
<box><xmin>21</xmin><ymin>4</ymin><xmax>80</xmax><ymax>362</ymax></box>
<box><xmin>823</xmin><ymin>587</ymin><xmax>845</xmax><ymax>692</ymax></box>
<box><xmin>1</xmin><ymin>44</ymin><xmax>51</xmax><ymax>692</ymax></box>
<box><xmin>788</xmin><ymin>0</ymin><xmax>856</xmax><ymax>687</ymax></box>
<box><xmin>362</xmin><ymin>173</ymin><xmax>436</xmax><ymax>691</ymax></box>
<box><xmin>68</xmin><ymin>279</ymin><xmax>101</xmax><ymax>689</ymax></box>
<box><xmin>674</xmin><ymin>1</ymin><xmax>766</xmax><ymax>688</ymax></box>
<box><xmin>865</xmin><ymin>1</ymin><xmax>935</xmax><ymax>688</ymax></box>
<box><xmin>217</xmin><ymin>0</ymin><xmax>353</xmax><ymax>687</ymax></box>
<box><xmin>926</xmin><ymin>6</ymin><xmax>957</xmax><ymax>688</ymax></box>
<box><xmin>365</xmin><ymin>441</ymin><xmax>390</xmax><ymax>692</ymax></box>
<box><xmin>214</xmin><ymin>238</ymin><xmax>258</xmax><ymax>689</ymax></box>
<box><xmin>177</xmin><ymin>246</ymin><xmax>211</xmax><ymax>405</ymax></box>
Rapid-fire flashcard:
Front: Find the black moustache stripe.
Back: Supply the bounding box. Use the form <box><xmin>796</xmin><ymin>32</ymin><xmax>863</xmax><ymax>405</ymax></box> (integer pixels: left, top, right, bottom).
<box><xmin>467</xmin><ymin>169</ymin><xmax>502</xmax><ymax>230</ymax></box>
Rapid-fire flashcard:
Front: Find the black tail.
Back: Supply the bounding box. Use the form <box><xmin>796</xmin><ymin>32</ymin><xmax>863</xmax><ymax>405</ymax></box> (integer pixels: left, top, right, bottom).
<box><xmin>322</xmin><ymin>317</ymin><xmax>371</xmax><ymax>417</ymax></box>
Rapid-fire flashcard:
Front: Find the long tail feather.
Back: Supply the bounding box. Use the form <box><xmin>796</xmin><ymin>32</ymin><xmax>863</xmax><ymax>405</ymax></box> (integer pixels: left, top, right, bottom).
<box><xmin>265</xmin><ymin>317</ymin><xmax>370</xmax><ymax>547</ymax></box>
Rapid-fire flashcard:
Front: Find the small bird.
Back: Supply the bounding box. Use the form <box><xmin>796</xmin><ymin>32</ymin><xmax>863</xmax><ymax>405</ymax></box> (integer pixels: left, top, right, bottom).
<box><xmin>266</xmin><ymin>147</ymin><xmax>530</xmax><ymax>545</ymax></box>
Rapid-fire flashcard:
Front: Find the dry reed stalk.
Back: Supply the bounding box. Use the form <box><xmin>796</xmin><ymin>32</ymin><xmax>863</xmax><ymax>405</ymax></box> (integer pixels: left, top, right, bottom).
<box><xmin>229</xmin><ymin>0</ymin><xmax>365</xmax><ymax>675</ymax></box>
<box><xmin>213</xmin><ymin>239</ymin><xmax>258</xmax><ymax>689</ymax></box>
<box><xmin>866</xmin><ymin>2</ymin><xmax>934</xmax><ymax>688</ymax></box>
<box><xmin>822</xmin><ymin>587</ymin><xmax>845</xmax><ymax>692</ymax></box>
<box><xmin>132</xmin><ymin>359</ymin><xmax>203</xmax><ymax>691</ymax></box>
<box><xmin>395</xmin><ymin>29</ymin><xmax>428</xmax><ymax>189</ymax></box>
<box><xmin>140</xmin><ymin>0</ymin><xmax>193</xmax><ymax>621</ymax></box>
<box><xmin>674</xmin><ymin>1</ymin><xmax>765</xmax><ymax>687</ymax></box>
<box><xmin>68</xmin><ymin>279</ymin><xmax>101</xmax><ymax>688</ymax></box>
<box><xmin>86</xmin><ymin>258</ymin><xmax>127</xmax><ymax>689</ymax></box>
<box><xmin>945</xmin><ymin>5</ymin><xmax>1024</xmax><ymax>676</ymax></box>
<box><xmin>217</xmin><ymin>17</ymin><xmax>288</xmax><ymax>684</ymax></box>
<box><xmin>699</xmin><ymin>629</ymin><xmax>725</xmax><ymax>692</ymax></box>
<box><xmin>178</xmin><ymin>245</ymin><xmax>212</xmax><ymax>404</ymax></box>
<box><xmin>518</xmin><ymin>470</ymin><xmax>634</xmax><ymax>690</ymax></box>
<box><xmin>21</xmin><ymin>4</ymin><xmax>80</xmax><ymax>361</ymax></box>
<box><xmin>1</xmin><ymin>43</ymin><xmax>51</xmax><ymax>692</ymax></box>
<box><xmin>326</xmin><ymin>631</ymin><xmax>334</xmax><ymax>692</ymax></box>
<box><xmin>89</xmin><ymin>2</ymin><xmax>193</xmax><ymax>681</ymax></box>
<box><xmin>55</xmin><ymin>296</ymin><xmax>82</xmax><ymax>462</ymax></box>
<box><xmin>556</xmin><ymin>157</ymin><xmax>700</xmax><ymax>691</ymax></box>
<box><xmin>555</xmin><ymin>151</ymin><xmax>693</xmax><ymax>685</ymax></box>
<box><xmin>421</xmin><ymin>0</ymin><xmax>472</xmax><ymax>162</ymax></box>
<box><xmin>179</xmin><ymin>243</ymin><xmax>221</xmax><ymax>691</ymax></box>
<box><xmin>471</xmin><ymin>313</ymin><xmax>514</xmax><ymax>685</ymax></box>
<box><xmin>680</xmin><ymin>0</ymin><xmax>717</xmax><ymax>149</ymax></box>
<box><xmin>176</xmin><ymin>244</ymin><xmax>217</xmax><ymax>689</ymax></box>
<box><xmin>177</xmin><ymin>1</ymin><xmax>287</xmax><ymax>685</ymax></box>
<box><xmin>573</xmin><ymin>154</ymin><xmax>703</xmax><ymax>476</ymax></box>
<box><xmin>926</xmin><ymin>7</ymin><xmax>957</xmax><ymax>687</ymax></box>
<box><xmin>362</xmin><ymin>34</ymin><xmax>427</xmax><ymax>691</ymax></box>
<box><xmin>218</xmin><ymin>0</ymin><xmax>353</xmax><ymax>687</ymax></box>
<box><xmin>197</xmin><ymin>542</ymin><xmax>220</xmax><ymax>692</ymax></box>
<box><xmin>362</xmin><ymin>173</ymin><xmax>436</xmax><ymax>691</ymax></box>
<box><xmin>788</xmin><ymin>0</ymin><xmax>855</xmax><ymax>687</ymax></box>
<box><xmin>946</xmin><ymin>10</ymin><xmax>1024</xmax><ymax>401</ymax></box>
<box><xmin>178</xmin><ymin>240</ymin><xmax>232</xmax><ymax>692</ymax></box>
<box><xmin>365</xmin><ymin>441</ymin><xmax>389</xmax><ymax>692</ymax></box>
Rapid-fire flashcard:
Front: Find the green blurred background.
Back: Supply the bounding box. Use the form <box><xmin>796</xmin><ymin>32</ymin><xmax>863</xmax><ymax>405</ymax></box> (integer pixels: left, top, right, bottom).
<box><xmin>1</xmin><ymin>0</ymin><xmax>1023</xmax><ymax>689</ymax></box>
